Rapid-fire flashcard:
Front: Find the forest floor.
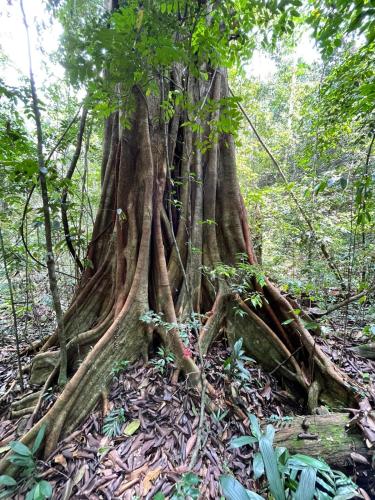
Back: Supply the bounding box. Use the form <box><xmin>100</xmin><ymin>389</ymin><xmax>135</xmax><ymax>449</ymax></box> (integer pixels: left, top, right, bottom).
<box><xmin>0</xmin><ymin>301</ymin><xmax>375</xmax><ymax>499</ymax></box>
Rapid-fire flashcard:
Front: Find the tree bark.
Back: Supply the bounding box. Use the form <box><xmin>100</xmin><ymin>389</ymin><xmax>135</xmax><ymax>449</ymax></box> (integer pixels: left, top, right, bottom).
<box><xmin>273</xmin><ymin>412</ymin><xmax>374</xmax><ymax>470</ymax></box>
<box><xmin>351</xmin><ymin>343</ymin><xmax>375</xmax><ymax>360</ymax></box>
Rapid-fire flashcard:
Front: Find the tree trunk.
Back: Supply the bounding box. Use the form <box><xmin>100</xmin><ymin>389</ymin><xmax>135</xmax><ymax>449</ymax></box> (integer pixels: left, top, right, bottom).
<box><xmin>21</xmin><ymin>0</ymin><xmax>67</xmax><ymax>387</ymax></box>
<box><xmin>1</xmin><ymin>70</ymin><xmax>362</xmax><ymax>462</ymax></box>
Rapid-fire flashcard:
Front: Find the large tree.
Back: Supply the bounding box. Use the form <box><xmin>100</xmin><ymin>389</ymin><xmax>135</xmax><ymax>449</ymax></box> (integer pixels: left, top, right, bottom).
<box><xmin>8</xmin><ymin>0</ymin><xmax>362</xmax><ymax>457</ymax></box>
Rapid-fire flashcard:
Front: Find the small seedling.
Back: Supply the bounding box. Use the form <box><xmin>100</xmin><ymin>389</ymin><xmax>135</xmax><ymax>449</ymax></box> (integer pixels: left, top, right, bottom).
<box><xmin>363</xmin><ymin>324</ymin><xmax>375</xmax><ymax>338</ymax></box>
<box><xmin>212</xmin><ymin>408</ymin><xmax>229</xmax><ymax>424</ymax></box>
<box><xmin>222</xmin><ymin>414</ymin><xmax>359</xmax><ymax>500</ymax></box>
<box><xmin>102</xmin><ymin>408</ymin><xmax>126</xmax><ymax>438</ymax></box>
<box><xmin>172</xmin><ymin>472</ymin><xmax>200</xmax><ymax>500</ymax></box>
<box><xmin>111</xmin><ymin>359</ymin><xmax>130</xmax><ymax>376</ymax></box>
<box><xmin>362</xmin><ymin>372</ymin><xmax>370</xmax><ymax>383</ymax></box>
<box><xmin>224</xmin><ymin>338</ymin><xmax>254</xmax><ymax>386</ymax></box>
<box><xmin>150</xmin><ymin>346</ymin><xmax>175</xmax><ymax>374</ymax></box>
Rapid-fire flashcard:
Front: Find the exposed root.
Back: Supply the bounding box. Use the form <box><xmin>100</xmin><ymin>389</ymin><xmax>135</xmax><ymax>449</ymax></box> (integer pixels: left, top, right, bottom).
<box><xmin>171</xmin><ymin>369</ymin><xmax>180</xmax><ymax>385</ymax></box>
<box><xmin>27</xmin><ymin>363</ymin><xmax>59</xmax><ymax>429</ymax></box>
<box><xmin>101</xmin><ymin>389</ymin><xmax>109</xmax><ymax>416</ymax></box>
<box><xmin>10</xmin><ymin>407</ymin><xmax>35</xmax><ymax>418</ymax></box>
<box><xmin>0</xmin><ymin>380</ymin><xmax>17</xmax><ymax>404</ymax></box>
<box><xmin>199</xmin><ymin>292</ymin><xmax>229</xmax><ymax>355</ymax></box>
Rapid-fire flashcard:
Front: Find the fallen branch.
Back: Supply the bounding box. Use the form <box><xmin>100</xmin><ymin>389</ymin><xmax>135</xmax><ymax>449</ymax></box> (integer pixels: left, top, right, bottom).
<box><xmin>319</xmin><ymin>285</ymin><xmax>375</xmax><ymax>317</ymax></box>
<box><xmin>271</xmin><ymin>412</ymin><xmax>374</xmax><ymax>469</ymax></box>
<box><xmin>351</xmin><ymin>343</ymin><xmax>375</xmax><ymax>360</ymax></box>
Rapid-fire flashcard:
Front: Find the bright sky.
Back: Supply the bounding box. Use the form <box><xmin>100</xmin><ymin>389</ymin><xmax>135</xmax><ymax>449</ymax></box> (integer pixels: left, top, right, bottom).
<box><xmin>248</xmin><ymin>31</ymin><xmax>321</xmax><ymax>80</ymax></box>
<box><xmin>0</xmin><ymin>0</ymin><xmax>320</xmax><ymax>87</ymax></box>
<box><xmin>0</xmin><ymin>0</ymin><xmax>63</xmax><ymax>88</ymax></box>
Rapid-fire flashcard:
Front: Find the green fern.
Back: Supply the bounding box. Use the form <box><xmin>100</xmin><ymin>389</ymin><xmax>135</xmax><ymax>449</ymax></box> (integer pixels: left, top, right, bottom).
<box><xmin>102</xmin><ymin>408</ymin><xmax>126</xmax><ymax>438</ymax></box>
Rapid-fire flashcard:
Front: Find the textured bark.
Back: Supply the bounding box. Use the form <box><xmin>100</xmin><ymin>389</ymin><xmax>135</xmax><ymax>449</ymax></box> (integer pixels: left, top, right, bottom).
<box><xmin>272</xmin><ymin>412</ymin><xmax>374</xmax><ymax>470</ymax></box>
<box><xmin>0</xmin><ymin>67</ymin><xmax>363</xmax><ymax>467</ymax></box>
<box><xmin>351</xmin><ymin>343</ymin><xmax>375</xmax><ymax>360</ymax></box>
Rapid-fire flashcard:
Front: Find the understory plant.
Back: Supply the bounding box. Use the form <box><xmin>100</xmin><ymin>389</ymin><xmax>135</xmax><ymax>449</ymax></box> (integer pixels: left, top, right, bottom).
<box><xmin>220</xmin><ymin>415</ymin><xmax>359</xmax><ymax>499</ymax></box>
<box><xmin>111</xmin><ymin>359</ymin><xmax>130</xmax><ymax>376</ymax></box>
<box><xmin>140</xmin><ymin>310</ymin><xmax>203</xmax><ymax>346</ymax></box>
<box><xmin>0</xmin><ymin>425</ymin><xmax>52</xmax><ymax>499</ymax></box>
<box><xmin>203</xmin><ymin>259</ymin><xmax>266</xmax><ymax>309</ymax></box>
<box><xmin>150</xmin><ymin>346</ymin><xmax>175</xmax><ymax>374</ymax></box>
<box><xmin>152</xmin><ymin>472</ymin><xmax>201</xmax><ymax>500</ymax></box>
<box><xmin>102</xmin><ymin>408</ymin><xmax>126</xmax><ymax>438</ymax></box>
<box><xmin>224</xmin><ymin>338</ymin><xmax>255</xmax><ymax>389</ymax></box>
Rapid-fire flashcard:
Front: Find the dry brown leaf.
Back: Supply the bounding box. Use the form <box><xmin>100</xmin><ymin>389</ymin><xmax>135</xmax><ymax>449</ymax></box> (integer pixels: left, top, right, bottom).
<box><xmin>260</xmin><ymin>383</ymin><xmax>272</xmax><ymax>400</ymax></box>
<box><xmin>72</xmin><ymin>464</ymin><xmax>87</xmax><ymax>485</ymax></box>
<box><xmin>61</xmin><ymin>478</ymin><xmax>73</xmax><ymax>500</ymax></box>
<box><xmin>358</xmin><ymin>487</ymin><xmax>372</xmax><ymax>500</ymax></box>
<box><xmin>129</xmin><ymin>462</ymin><xmax>148</xmax><ymax>480</ymax></box>
<box><xmin>185</xmin><ymin>433</ymin><xmax>197</xmax><ymax>458</ymax></box>
<box><xmin>115</xmin><ymin>477</ymin><xmax>140</xmax><ymax>496</ymax></box>
<box><xmin>350</xmin><ymin>452</ymin><xmax>369</xmax><ymax>465</ymax></box>
<box><xmin>142</xmin><ymin>467</ymin><xmax>162</xmax><ymax>495</ymax></box>
<box><xmin>54</xmin><ymin>453</ymin><xmax>67</xmax><ymax>469</ymax></box>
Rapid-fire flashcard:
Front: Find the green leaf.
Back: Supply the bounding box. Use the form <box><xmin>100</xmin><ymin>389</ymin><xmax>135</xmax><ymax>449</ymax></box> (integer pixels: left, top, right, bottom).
<box><xmin>33</xmin><ymin>482</ymin><xmax>43</xmax><ymax>500</ymax></box>
<box><xmin>340</xmin><ymin>177</ymin><xmax>347</xmax><ymax>190</ymax></box>
<box><xmin>38</xmin><ymin>480</ymin><xmax>52</xmax><ymax>498</ymax></box>
<box><xmin>248</xmin><ymin>414</ymin><xmax>261</xmax><ymax>439</ymax></box>
<box><xmin>303</xmin><ymin>321</ymin><xmax>319</xmax><ymax>331</ymax></box>
<box><xmin>8</xmin><ymin>455</ymin><xmax>34</xmax><ymax>467</ymax></box>
<box><xmin>230</xmin><ymin>436</ymin><xmax>258</xmax><ymax>448</ymax></box>
<box><xmin>153</xmin><ymin>493</ymin><xmax>166</xmax><ymax>500</ymax></box>
<box><xmin>0</xmin><ymin>475</ymin><xmax>17</xmax><ymax>486</ymax></box>
<box><xmin>265</xmin><ymin>425</ymin><xmax>275</xmax><ymax>444</ymax></box>
<box><xmin>123</xmin><ymin>419</ymin><xmax>140</xmax><ymax>436</ymax></box>
<box><xmin>219</xmin><ymin>475</ymin><xmax>251</xmax><ymax>500</ymax></box>
<box><xmin>314</xmin><ymin>180</ymin><xmax>327</xmax><ymax>194</ymax></box>
<box><xmin>288</xmin><ymin>454</ymin><xmax>330</xmax><ymax>472</ymax></box>
<box><xmin>259</xmin><ymin>437</ymin><xmax>285</xmax><ymax>500</ymax></box>
<box><xmin>253</xmin><ymin>452</ymin><xmax>264</xmax><ymax>479</ymax></box>
<box><xmin>316</xmin><ymin>475</ymin><xmax>335</xmax><ymax>494</ymax></box>
<box><xmin>281</xmin><ymin>318</ymin><xmax>294</xmax><ymax>325</ymax></box>
<box><xmin>246</xmin><ymin>492</ymin><xmax>264</xmax><ymax>499</ymax></box>
<box><xmin>32</xmin><ymin>425</ymin><xmax>46</xmax><ymax>454</ymax></box>
<box><xmin>9</xmin><ymin>441</ymin><xmax>32</xmax><ymax>456</ymax></box>
<box><xmin>332</xmin><ymin>487</ymin><xmax>358</xmax><ymax>499</ymax></box>
<box><xmin>25</xmin><ymin>486</ymin><xmax>36</xmax><ymax>500</ymax></box>
<box><xmin>295</xmin><ymin>466</ymin><xmax>316</xmax><ymax>500</ymax></box>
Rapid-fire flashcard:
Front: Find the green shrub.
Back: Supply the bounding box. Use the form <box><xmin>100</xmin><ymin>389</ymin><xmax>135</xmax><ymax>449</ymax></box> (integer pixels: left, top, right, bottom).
<box><xmin>0</xmin><ymin>425</ymin><xmax>53</xmax><ymax>500</ymax></box>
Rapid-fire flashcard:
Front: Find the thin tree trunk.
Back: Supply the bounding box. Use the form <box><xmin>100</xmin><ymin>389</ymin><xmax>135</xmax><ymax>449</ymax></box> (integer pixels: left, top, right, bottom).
<box><xmin>360</xmin><ymin>133</ymin><xmax>374</xmax><ymax>283</ymax></box>
<box><xmin>0</xmin><ymin>228</ymin><xmax>24</xmax><ymax>391</ymax></box>
<box><xmin>61</xmin><ymin>108</ymin><xmax>88</xmax><ymax>273</ymax></box>
<box><xmin>20</xmin><ymin>0</ymin><xmax>67</xmax><ymax>387</ymax></box>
